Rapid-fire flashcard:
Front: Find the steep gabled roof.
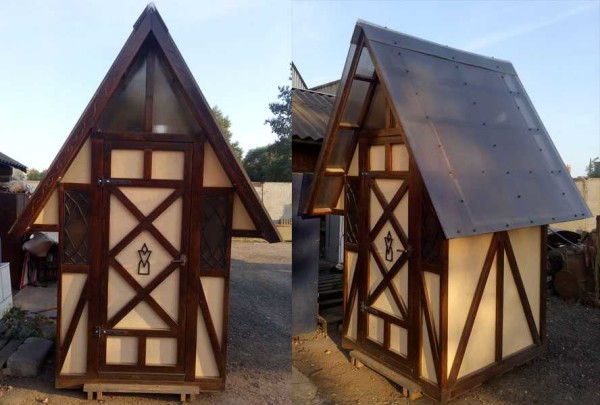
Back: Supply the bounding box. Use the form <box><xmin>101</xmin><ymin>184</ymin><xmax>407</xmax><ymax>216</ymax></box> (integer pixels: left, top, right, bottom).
<box><xmin>9</xmin><ymin>4</ymin><xmax>280</xmax><ymax>242</ymax></box>
<box><xmin>0</xmin><ymin>152</ymin><xmax>27</xmax><ymax>172</ymax></box>
<box><xmin>292</xmin><ymin>88</ymin><xmax>335</xmax><ymax>142</ymax></box>
<box><xmin>307</xmin><ymin>20</ymin><xmax>590</xmax><ymax>238</ymax></box>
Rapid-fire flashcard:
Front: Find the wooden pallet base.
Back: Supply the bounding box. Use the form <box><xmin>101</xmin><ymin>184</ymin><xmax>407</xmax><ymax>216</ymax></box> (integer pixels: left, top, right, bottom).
<box><xmin>83</xmin><ymin>383</ymin><xmax>200</xmax><ymax>402</ymax></box>
<box><xmin>350</xmin><ymin>350</ymin><xmax>423</xmax><ymax>400</ymax></box>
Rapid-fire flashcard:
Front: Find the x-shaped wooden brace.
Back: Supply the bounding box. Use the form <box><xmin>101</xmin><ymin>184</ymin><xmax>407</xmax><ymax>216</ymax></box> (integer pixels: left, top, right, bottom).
<box><xmin>106</xmin><ymin>186</ymin><xmax>183</xmax><ymax>329</ymax></box>
<box><xmin>367</xmin><ymin>178</ymin><xmax>409</xmax><ymax>320</ymax></box>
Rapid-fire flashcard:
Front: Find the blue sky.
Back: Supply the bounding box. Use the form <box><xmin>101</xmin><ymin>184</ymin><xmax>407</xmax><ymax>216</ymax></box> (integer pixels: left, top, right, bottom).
<box><xmin>293</xmin><ymin>0</ymin><xmax>600</xmax><ymax>176</ymax></box>
<box><xmin>0</xmin><ymin>0</ymin><xmax>291</xmax><ymax>170</ymax></box>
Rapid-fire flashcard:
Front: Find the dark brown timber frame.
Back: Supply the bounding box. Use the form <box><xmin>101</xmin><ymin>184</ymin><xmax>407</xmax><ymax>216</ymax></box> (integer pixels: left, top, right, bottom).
<box><xmin>12</xmin><ymin>4</ymin><xmax>280</xmax><ymax>393</ymax></box>
<box><xmin>327</xmin><ymin>35</ymin><xmax>547</xmax><ymax>403</ymax></box>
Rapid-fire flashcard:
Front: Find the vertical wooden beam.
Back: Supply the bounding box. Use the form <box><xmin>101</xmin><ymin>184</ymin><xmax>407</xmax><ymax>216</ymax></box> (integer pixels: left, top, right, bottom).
<box><xmin>143</xmin><ymin>149</ymin><xmax>152</xmax><ymax>180</ymax></box>
<box><xmin>357</xmin><ymin>137</ymin><xmax>369</xmax><ymax>345</ymax></box>
<box><xmin>144</xmin><ymin>50</ymin><xmax>155</xmax><ymax>132</ymax></box>
<box><xmin>439</xmin><ymin>239</ymin><xmax>449</xmax><ymax>390</ymax></box>
<box><xmin>495</xmin><ymin>232</ymin><xmax>505</xmax><ymax>362</ymax></box>
<box><xmin>408</xmin><ymin>157</ymin><xmax>422</xmax><ymax>378</ymax></box>
<box><xmin>138</xmin><ymin>337</ymin><xmax>146</xmax><ymax>366</ymax></box>
<box><xmin>540</xmin><ymin>225</ymin><xmax>548</xmax><ymax>345</ymax></box>
<box><xmin>385</xmin><ymin>143</ymin><xmax>393</xmax><ymax>171</ymax></box>
<box><xmin>87</xmin><ymin>136</ymin><xmax>104</xmax><ymax>377</ymax></box>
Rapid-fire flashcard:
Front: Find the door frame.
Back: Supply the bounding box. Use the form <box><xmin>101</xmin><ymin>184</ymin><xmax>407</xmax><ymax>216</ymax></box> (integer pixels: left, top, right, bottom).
<box><xmin>90</xmin><ymin>135</ymin><xmax>194</xmax><ymax>379</ymax></box>
<box><xmin>355</xmin><ymin>135</ymin><xmax>421</xmax><ymax>376</ymax></box>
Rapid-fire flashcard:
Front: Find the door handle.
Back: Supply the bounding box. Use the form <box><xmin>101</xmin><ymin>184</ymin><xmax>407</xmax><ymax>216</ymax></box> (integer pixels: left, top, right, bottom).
<box><xmin>172</xmin><ymin>254</ymin><xmax>188</xmax><ymax>266</ymax></box>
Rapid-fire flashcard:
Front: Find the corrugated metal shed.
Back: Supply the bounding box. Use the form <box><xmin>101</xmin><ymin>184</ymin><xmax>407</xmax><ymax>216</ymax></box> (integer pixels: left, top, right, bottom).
<box><xmin>292</xmin><ymin>88</ymin><xmax>335</xmax><ymax>142</ymax></box>
<box><xmin>309</xmin><ymin>20</ymin><xmax>591</xmax><ymax>238</ymax></box>
<box><xmin>310</xmin><ymin>80</ymin><xmax>340</xmax><ymax>96</ymax></box>
<box><xmin>292</xmin><ymin>62</ymin><xmax>308</xmax><ymax>90</ymax></box>
<box><xmin>0</xmin><ymin>152</ymin><xmax>27</xmax><ymax>172</ymax></box>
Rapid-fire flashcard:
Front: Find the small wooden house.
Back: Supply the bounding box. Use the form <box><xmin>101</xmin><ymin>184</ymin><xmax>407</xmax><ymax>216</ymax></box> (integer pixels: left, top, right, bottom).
<box><xmin>306</xmin><ymin>21</ymin><xmax>590</xmax><ymax>402</ymax></box>
<box><xmin>9</xmin><ymin>4</ymin><xmax>280</xmax><ymax>399</ymax></box>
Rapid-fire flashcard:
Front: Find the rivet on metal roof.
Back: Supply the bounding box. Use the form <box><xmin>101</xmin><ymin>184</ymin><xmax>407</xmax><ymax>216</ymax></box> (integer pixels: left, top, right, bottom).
<box><xmin>473</xmin><ymin>101</ymin><xmax>477</xmax><ymax>105</ymax></box>
<box><xmin>455</xmin><ymin>65</ymin><xmax>459</xmax><ymax>69</ymax></box>
<box><xmin>506</xmin><ymin>171</ymin><xmax>510</xmax><ymax>174</ymax></box>
<box><xmin>415</xmin><ymin>92</ymin><xmax>419</xmax><ymax>95</ymax></box>
<box><xmin>493</xmin><ymin>144</ymin><xmax>497</xmax><ymax>147</ymax></box>
<box><xmin>562</xmin><ymin>192</ymin><xmax>566</xmax><ymax>195</ymax></box>
<box><xmin>574</xmin><ymin>214</ymin><xmax>578</xmax><ymax>217</ymax></box>
<box><xmin>517</xmin><ymin>106</ymin><xmax>521</xmax><ymax>110</ymax></box>
<box><xmin>398</xmin><ymin>52</ymin><xmax>401</xmax><ymax>55</ymax></box>
<box><xmin>501</xmin><ymin>75</ymin><xmax>504</xmax><ymax>79</ymax></box>
<box><xmin>394</xmin><ymin>41</ymin><xmax>397</xmax><ymax>45</ymax></box>
<box><xmin>460</xmin><ymin>199</ymin><xmax>464</xmax><ymax>203</ymax></box>
<box><xmin>464</xmin><ymin>82</ymin><xmax>468</xmax><ymax>85</ymax></box>
<box><xmin>452</xmin><ymin>56</ymin><xmax>455</xmax><ymax>60</ymax></box>
<box><xmin>426</xmin><ymin>115</ymin><xmax>430</xmax><ymax>119</ymax></box>
<box><xmin>457</xmin><ymin>230</ymin><xmax>461</xmax><ymax>233</ymax></box>
<box><xmin>406</xmin><ymin>69</ymin><xmax>410</xmax><ymax>73</ymax></box>
<box><xmin>529</xmin><ymin>170</ymin><xmax>533</xmax><ymax>174</ymax></box>
<box><xmin>528</xmin><ymin>128</ymin><xmax>532</xmax><ymax>131</ymax></box>
<box><xmin>551</xmin><ymin>170</ymin><xmax>554</xmax><ymax>174</ymax></box>
<box><xmin>473</xmin><ymin>229</ymin><xmax>476</xmax><ymax>232</ymax></box>
<box><xmin>481</xmin><ymin>170</ymin><xmax>485</xmax><ymax>174</ymax></box>
<box><xmin>558</xmin><ymin>170</ymin><xmax>562</xmax><ymax>173</ymax></box>
<box><xmin>539</xmin><ymin>148</ymin><xmax>543</xmax><ymax>152</ymax></box>
<box><xmin>530</xmin><ymin>220</ymin><xmax>534</xmax><ymax>224</ymax></box>
<box><xmin>482</xmin><ymin>122</ymin><xmax>486</xmax><ymax>126</ymax></box>
<box><xmin>506</xmin><ymin>224</ymin><xmax>509</xmax><ymax>227</ymax></box>
<box><xmin>552</xmin><ymin>217</ymin><xmax>555</xmax><ymax>221</ymax></box>
<box><xmin>496</xmin><ymin>65</ymin><xmax>500</xmax><ymax>69</ymax></box>
<box><xmin>517</xmin><ymin>195</ymin><xmax>521</xmax><ymax>198</ymax></box>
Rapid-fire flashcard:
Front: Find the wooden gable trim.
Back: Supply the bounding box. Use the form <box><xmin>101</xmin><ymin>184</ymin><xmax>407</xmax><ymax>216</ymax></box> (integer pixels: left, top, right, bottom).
<box><xmin>10</xmin><ymin>6</ymin><xmax>281</xmax><ymax>243</ymax></box>
<box><xmin>148</xmin><ymin>16</ymin><xmax>281</xmax><ymax>243</ymax></box>
<box><xmin>9</xmin><ymin>9</ymin><xmax>153</xmax><ymax>237</ymax></box>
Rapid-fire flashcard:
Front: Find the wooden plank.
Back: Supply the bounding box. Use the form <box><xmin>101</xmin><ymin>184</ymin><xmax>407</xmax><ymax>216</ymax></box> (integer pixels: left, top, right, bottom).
<box><xmin>83</xmin><ymin>383</ymin><xmax>200</xmax><ymax>395</ymax></box>
<box><xmin>495</xmin><ymin>233</ymin><xmax>505</xmax><ymax>362</ymax></box>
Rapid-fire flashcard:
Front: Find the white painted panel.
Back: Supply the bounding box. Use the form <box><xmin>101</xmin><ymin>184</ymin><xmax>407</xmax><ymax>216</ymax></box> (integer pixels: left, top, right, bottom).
<box><xmin>146</xmin><ymin>338</ymin><xmax>177</xmax><ymax>366</ymax></box>
<box><xmin>369</xmin><ymin>145</ymin><xmax>385</xmax><ymax>171</ymax></box>
<box><xmin>106</xmin><ymin>336</ymin><xmax>138</xmax><ymax>365</ymax></box>
<box><xmin>111</xmin><ymin>150</ymin><xmax>144</xmax><ymax>179</ymax></box>
<box><xmin>60</xmin><ymin>274</ymin><xmax>87</xmax><ymax>339</ymax></box>
<box><xmin>424</xmin><ymin>272</ymin><xmax>440</xmax><ymax>340</ymax></box>
<box><xmin>391</xmin><ymin>144</ymin><xmax>409</xmax><ymax>171</ymax></box>
<box><xmin>203</xmin><ymin>143</ymin><xmax>231</xmax><ymax>187</ymax></box>
<box><xmin>62</xmin><ymin>139</ymin><xmax>91</xmax><ymax>184</ymax></box>
<box><xmin>195</xmin><ymin>311</ymin><xmax>219</xmax><ymax>377</ymax></box>
<box><xmin>151</xmin><ymin>151</ymin><xmax>184</xmax><ymax>180</ymax></box>
<box><xmin>367</xmin><ymin>314</ymin><xmax>384</xmax><ymax>344</ymax></box>
<box><xmin>389</xmin><ymin>324</ymin><xmax>407</xmax><ymax>356</ymax></box>
<box><xmin>346</xmin><ymin>251</ymin><xmax>358</xmax><ymax>341</ymax></box>
<box><xmin>459</xmin><ymin>261</ymin><xmax>496</xmax><ymax>378</ymax></box>
<box><xmin>34</xmin><ymin>189</ymin><xmax>58</xmax><ymax>225</ymax></box>
<box><xmin>503</xmin><ymin>258</ymin><xmax>534</xmax><ymax>357</ymax></box>
<box><xmin>421</xmin><ymin>314</ymin><xmax>438</xmax><ymax>384</ymax></box>
<box><xmin>233</xmin><ymin>193</ymin><xmax>255</xmax><ymax>230</ymax></box>
<box><xmin>118</xmin><ymin>187</ymin><xmax>174</xmax><ymax>217</ymax></box>
<box><xmin>201</xmin><ymin>277</ymin><xmax>225</xmax><ymax>344</ymax></box>
<box><xmin>447</xmin><ymin>232</ymin><xmax>493</xmax><ymax>376</ymax></box>
<box><xmin>149</xmin><ymin>268</ymin><xmax>180</xmax><ymax>321</ymax></box>
<box><xmin>60</xmin><ymin>303</ymin><xmax>88</xmax><ymax>375</ymax></box>
<box><xmin>152</xmin><ymin>196</ymin><xmax>182</xmax><ymax>250</ymax></box>
<box><xmin>115</xmin><ymin>301</ymin><xmax>169</xmax><ymax>330</ymax></box>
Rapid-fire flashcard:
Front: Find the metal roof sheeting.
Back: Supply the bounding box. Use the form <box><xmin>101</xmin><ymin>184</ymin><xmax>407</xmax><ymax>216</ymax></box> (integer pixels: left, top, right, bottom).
<box><xmin>292</xmin><ymin>88</ymin><xmax>335</xmax><ymax>142</ymax></box>
<box><xmin>0</xmin><ymin>152</ymin><xmax>27</xmax><ymax>172</ymax></box>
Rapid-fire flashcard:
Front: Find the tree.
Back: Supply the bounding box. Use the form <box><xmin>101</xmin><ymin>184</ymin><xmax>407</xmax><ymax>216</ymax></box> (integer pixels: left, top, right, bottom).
<box><xmin>212</xmin><ymin>105</ymin><xmax>244</xmax><ymax>161</ymax></box>
<box><xmin>27</xmin><ymin>168</ymin><xmax>47</xmax><ymax>180</ymax></box>
<box><xmin>243</xmin><ymin>86</ymin><xmax>291</xmax><ymax>181</ymax></box>
<box><xmin>586</xmin><ymin>157</ymin><xmax>600</xmax><ymax>178</ymax></box>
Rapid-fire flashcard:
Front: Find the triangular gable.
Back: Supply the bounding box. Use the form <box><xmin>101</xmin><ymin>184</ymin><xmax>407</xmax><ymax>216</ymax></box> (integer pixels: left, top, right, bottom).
<box><xmin>10</xmin><ymin>4</ymin><xmax>280</xmax><ymax>243</ymax></box>
<box><xmin>307</xmin><ymin>20</ymin><xmax>590</xmax><ymax>238</ymax></box>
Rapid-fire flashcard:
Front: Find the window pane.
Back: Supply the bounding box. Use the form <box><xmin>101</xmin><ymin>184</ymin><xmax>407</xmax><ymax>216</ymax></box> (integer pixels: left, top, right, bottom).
<box><xmin>200</xmin><ymin>193</ymin><xmax>231</xmax><ymax>269</ymax></box>
<box><xmin>328</xmin><ymin>129</ymin><xmax>356</xmax><ymax>169</ymax></box>
<box><xmin>342</xmin><ymin>79</ymin><xmax>370</xmax><ymax>125</ymax></box>
<box><xmin>152</xmin><ymin>55</ymin><xmax>201</xmax><ymax>134</ymax></box>
<box><xmin>62</xmin><ymin>189</ymin><xmax>92</xmax><ymax>265</ymax></box>
<box><xmin>97</xmin><ymin>53</ymin><xmax>147</xmax><ymax>131</ymax></box>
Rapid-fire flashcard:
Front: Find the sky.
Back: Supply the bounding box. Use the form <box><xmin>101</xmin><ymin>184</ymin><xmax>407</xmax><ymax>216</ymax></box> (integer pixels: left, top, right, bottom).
<box><xmin>0</xmin><ymin>0</ymin><xmax>291</xmax><ymax>170</ymax></box>
<box><xmin>293</xmin><ymin>0</ymin><xmax>600</xmax><ymax>177</ymax></box>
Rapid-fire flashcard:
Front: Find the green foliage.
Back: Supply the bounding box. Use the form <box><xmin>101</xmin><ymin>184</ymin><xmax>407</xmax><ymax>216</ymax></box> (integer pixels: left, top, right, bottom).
<box><xmin>586</xmin><ymin>157</ymin><xmax>600</xmax><ymax>178</ymax></box>
<box><xmin>243</xmin><ymin>86</ymin><xmax>291</xmax><ymax>182</ymax></box>
<box><xmin>212</xmin><ymin>105</ymin><xmax>244</xmax><ymax>161</ymax></box>
<box><xmin>27</xmin><ymin>168</ymin><xmax>47</xmax><ymax>181</ymax></box>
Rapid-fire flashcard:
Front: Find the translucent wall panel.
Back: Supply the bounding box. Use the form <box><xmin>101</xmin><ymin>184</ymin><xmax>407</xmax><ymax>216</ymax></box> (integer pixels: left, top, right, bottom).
<box><xmin>328</xmin><ymin>129</ymin><xmax>356</xmax><ymax>169</ymax></box>
<box><xmin>98</xmin><ymin>53</ymin><xmax>147</xmax><ymax>131</ymax></box>
<box><xmin>152</xmin><ymin>55</ymin><xmax>201</xmax><ymax>134</ymax></box>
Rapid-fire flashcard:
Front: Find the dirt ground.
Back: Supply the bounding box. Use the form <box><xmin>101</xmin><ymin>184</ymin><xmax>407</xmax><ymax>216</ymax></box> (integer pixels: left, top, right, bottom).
<box><xmin>293</xmin><ymin>295</ymin><xmax>600</xmax><ymax>404</ymax></box>
<box><xmin>0</xmin><ymin>241</ymin><xmax>291</xmax><ymax>405</ymax></box>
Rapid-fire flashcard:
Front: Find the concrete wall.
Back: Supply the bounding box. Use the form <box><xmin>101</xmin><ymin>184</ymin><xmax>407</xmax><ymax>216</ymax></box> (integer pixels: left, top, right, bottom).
<box><xmin>553</xmin><ymin>177</ymin><xmax>600</xmax><ymax>232</ymax></box>
<box><xmin>253</xmin><ymin>182</ymin><xmax>292</xmax><ymax>224</ymax></box>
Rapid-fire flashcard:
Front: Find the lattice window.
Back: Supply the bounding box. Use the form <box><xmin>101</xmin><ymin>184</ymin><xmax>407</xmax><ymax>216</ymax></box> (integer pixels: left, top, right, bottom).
<box><xmin>62</xmin><ymin>189</ymin><xmax>91</xmax><ymax>265</ymax></box>
<box><xmin>345</xmin><ymin>177</ymin><xmax>360</xmax><ymax>245</ymax></box>
<box><xmin>200</xmin><ymin>193</ymin><xmax>230</xmax><ymax>269</ymax></box>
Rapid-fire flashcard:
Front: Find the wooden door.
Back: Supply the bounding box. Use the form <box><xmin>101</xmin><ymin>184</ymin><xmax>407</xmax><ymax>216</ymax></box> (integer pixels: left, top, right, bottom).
<box><xmin>358</xmin><ymin>137</ymin><xmax>416</xmax><ymax>373</ymax></box>
<box><xmin>96</xmin><ymin>139</ymin><xmax>192</xmax><ymax>378</ymax></box>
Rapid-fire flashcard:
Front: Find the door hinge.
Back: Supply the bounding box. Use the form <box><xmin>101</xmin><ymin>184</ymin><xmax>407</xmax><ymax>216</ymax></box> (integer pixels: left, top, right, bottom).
<box><xmin>359</xmin><ymin>301</ymin><xmax>366</xmax><ymax>312</ymax></box>
<box><xmin>93</xmin><ymin>326</ymin><xmax>102</xmax><ymax>338</ymax></box>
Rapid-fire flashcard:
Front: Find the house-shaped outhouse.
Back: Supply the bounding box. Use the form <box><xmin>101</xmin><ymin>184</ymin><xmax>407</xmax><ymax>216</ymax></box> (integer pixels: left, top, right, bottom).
<box><xmin>9</xmin><ymin>4</ymin><xmax>280</xmax><ymax>400</ymax></box>
<box><xmin>306</xmin><ymin>21</ymin><xmax>590</xmax><ymax>402</ymax></box>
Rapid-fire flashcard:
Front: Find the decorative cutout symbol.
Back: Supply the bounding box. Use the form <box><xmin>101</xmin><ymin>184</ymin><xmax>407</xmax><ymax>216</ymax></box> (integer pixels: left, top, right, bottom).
<box><xmin>384</xmin><ymin>231</ymin><xmax>394</xmax><ymax>262</ymax></box>
<box><xmin>138</xmin><ymin>243</ymin><xmax>152</xmax><ymax>275</ymax></box>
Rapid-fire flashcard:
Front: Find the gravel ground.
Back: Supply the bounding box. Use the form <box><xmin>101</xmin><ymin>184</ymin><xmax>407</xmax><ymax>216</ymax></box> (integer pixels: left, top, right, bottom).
<box><xmin>0</xmin><ymin>241</ymin><xmax>291</xmax><ymax>404</ymax></box>
<box><xmin>293</xmin><ymin>295</ymin><xmax>600</xmax><ymax>404</ymax></box>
